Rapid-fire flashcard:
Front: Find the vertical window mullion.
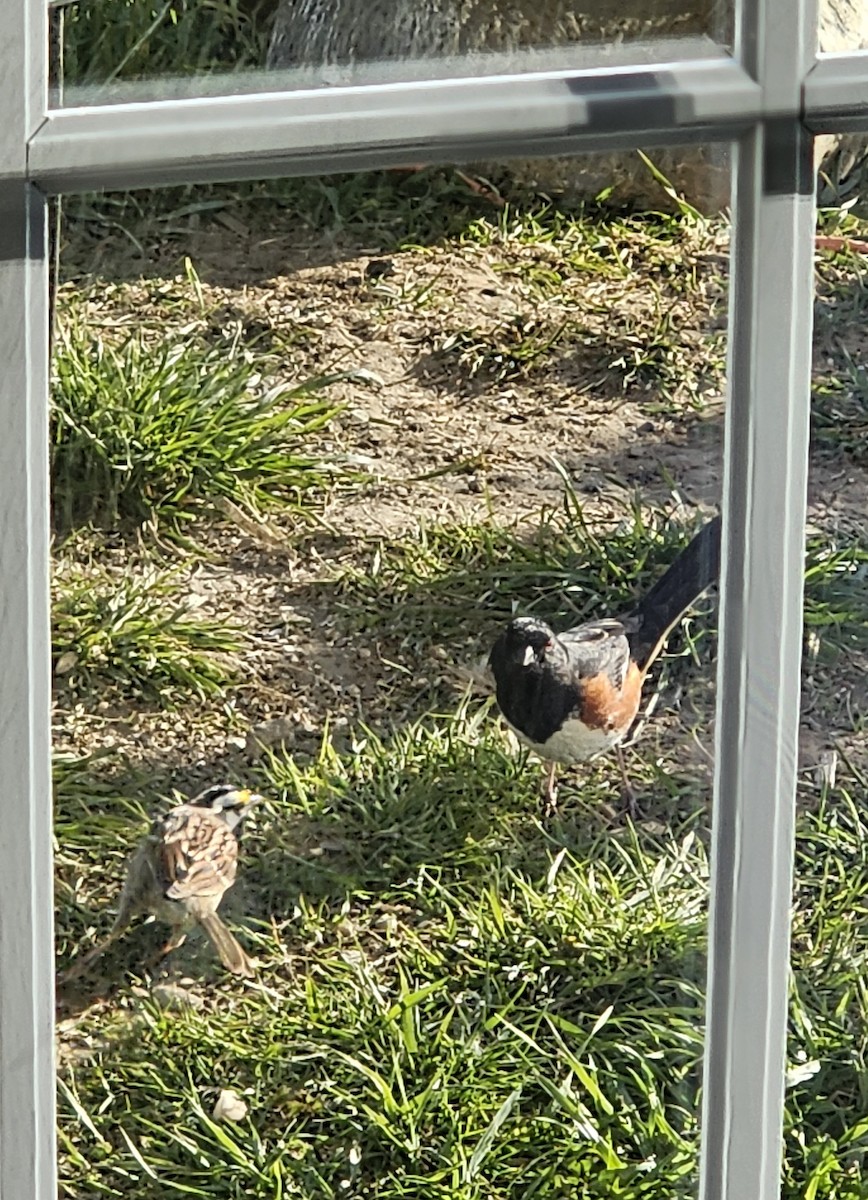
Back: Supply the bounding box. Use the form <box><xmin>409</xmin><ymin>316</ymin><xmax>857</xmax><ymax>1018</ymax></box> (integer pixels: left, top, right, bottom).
<box><xmin>0</xmin><ymin>2</ymin><xmax>56</xmax><ymax>1198</ymax></box>
<box><xmin>700</xmin><ymin>1</ymin><xmax>817</xmax><ymax>1197</ymax></box>
<box><xmin>0</xmin><ymin>185</ymin><xmax>56</xmax><ymax>1200</ymax></box>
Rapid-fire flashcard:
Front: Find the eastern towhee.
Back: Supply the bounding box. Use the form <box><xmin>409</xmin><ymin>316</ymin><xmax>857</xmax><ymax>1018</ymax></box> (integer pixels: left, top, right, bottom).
<box><xmin>488</xmin><ymin>515</ymin><xmax>721</xmax><ymax>813</ymax></box>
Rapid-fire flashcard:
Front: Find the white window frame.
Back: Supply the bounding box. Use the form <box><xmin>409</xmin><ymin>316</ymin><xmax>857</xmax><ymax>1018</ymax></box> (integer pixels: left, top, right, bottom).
<box><xmin>4</xmin><ymin>0</ymin><xmax>867</xmax><ymax>1195</ymax></box>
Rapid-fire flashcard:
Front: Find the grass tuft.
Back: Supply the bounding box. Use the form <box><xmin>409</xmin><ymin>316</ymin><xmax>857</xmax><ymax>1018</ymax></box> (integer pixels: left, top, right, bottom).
<box><xmin>804</xmin><ymin>535</ymin><xmax>868</xmax><ymax>654</ymax></box>
<box><xmin>435</xmin><ymin>317</ymin><xmax>572</xmax><ymax>385</ymax></box>
<box><xmin>52</xmin><ymin>561</ymin><xmax>241</xmax><ymax>703</ymax></box>
<box><xmin>51</xmin><ymin>322</ymin><xmax>342</xmax><ymax>535</ymax></box>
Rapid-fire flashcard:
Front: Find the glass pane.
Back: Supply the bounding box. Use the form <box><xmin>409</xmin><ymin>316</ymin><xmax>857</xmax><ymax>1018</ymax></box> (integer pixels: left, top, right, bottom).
<box><xmin>786</xmin><ymin>203</ymin><xmax>868</xmax><ymax>1198</ymax></box>
<box><xmin>53</xmin><ymin>147</ymin><xmax>727</xmax><ymax>1196</ymax></box>
<box><xmin>818</xmin><ymin>2</ymin><xmax>868</xmax><ymax>52</ymax></box>
<box><xmin>816</xmin><ymin>134</ymin><xmax>868</xmax><ymax>212</ymax></box>
<box><xmin>48</xmin><ymin>0</ymin><xmax>734</xmax><ymax>108</ymax></box>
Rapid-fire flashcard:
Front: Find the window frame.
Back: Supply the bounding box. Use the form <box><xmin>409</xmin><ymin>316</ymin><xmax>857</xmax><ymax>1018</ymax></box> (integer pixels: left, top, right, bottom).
<box><xmin>4</xmin><ymin>0</ymin><xmax>864</xmax><ymax>1196</ymax></box>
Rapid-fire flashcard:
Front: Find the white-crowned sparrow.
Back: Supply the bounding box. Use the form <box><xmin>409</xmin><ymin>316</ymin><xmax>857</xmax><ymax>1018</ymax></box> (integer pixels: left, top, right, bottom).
<box><xmin>63</xmin><ymin>784</ymin><xmax>262</xmax><ymax>980</ymax></box>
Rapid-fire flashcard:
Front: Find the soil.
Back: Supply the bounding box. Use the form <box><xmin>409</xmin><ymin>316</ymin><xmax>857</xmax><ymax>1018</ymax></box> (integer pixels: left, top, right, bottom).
<box><xmin>53</xmin><ymin>190</ymin><xmax>868</xmax><ymax>799</ymax></box>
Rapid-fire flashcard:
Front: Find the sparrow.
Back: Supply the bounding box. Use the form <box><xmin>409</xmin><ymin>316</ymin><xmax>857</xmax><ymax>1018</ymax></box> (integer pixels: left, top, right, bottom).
<box><xmin>62</xmin><ymin>784</ymin><xmax>262</xmax><ymax>980</ymax></box>
<box><xmin>488</xmin><ymin>515</ymin><xmax>721</xmax><ymax>813</ymax></box>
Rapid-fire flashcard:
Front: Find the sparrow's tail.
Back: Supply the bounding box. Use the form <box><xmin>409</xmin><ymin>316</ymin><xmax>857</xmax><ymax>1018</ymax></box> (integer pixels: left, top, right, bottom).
<box><xmin>627</xmin><ymin>514</ymin><xmax>722</xmax><ymax>672</ymax></box>
<box><xmin>199</xmin><ymin>913</ymin><xmax>255</xmax><ymax>977</ymax></box>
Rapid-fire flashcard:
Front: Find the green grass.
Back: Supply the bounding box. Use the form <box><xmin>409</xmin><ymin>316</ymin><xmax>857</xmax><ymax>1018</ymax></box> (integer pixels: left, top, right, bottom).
<box><xmin>331</xmin><ymin>492</ymin><xmax>867</xmax><ymax>651</ymax></box>
<box><xmin>433</xmin><ymin>318</ymin><xmax>574</xmax><ymax>386</ymax></box>
<box><xmin>52</xmin><ymin>560</ymin><xmax>241</xmax><ymax>703</ymax></box>
<box><xmin>804</xmin><ymin>535</ymin><xmax>868</xmax><ymax>655</ymax></box>
<box><xmin>458</xmin><ymin>199</ymin><xmax>723</xmax><ymax>292</ymax></box>
<box><xmin>51</xmin><ymin>320</ymin><xmax>343</xmax><ymax>536</ymax></box>
<box><xmin>329</xmin><ymin>497</ymin><xmax>719</xmax><ymax>662</ymax></box>
<box><xmin>812</xmin><ymin>357</ymin><xmax>868</xmax><ymax>460</ymax></box>
<box><xmin>51</xmin><ymin>505</ymin><xmax>868</xmax><ymax>1199</ymax></box>
<box><xmin>54</xmin><ymin>706</ymin><xmax>868</xmax><ymax>1199</ymax></box>
<box><xmin>50</xmin><ymin>507</ymin><xmax>718</xmax><ymax>1199</ymax></box>
<box><xmin>410</xmin><ymin>202</ymin><xmax>726</xmax><ymax>406</ymax></box>
<box><xmin>56</xmin><ymin>711</ymin><xmax>711</xmax><ymax>1199</ymax></box>
<box><xmin>56</xmin><ymin>0</ymin><xmax>274</xmax><ymax>94</ymax></box>
<box><xmin>786</xmin><ymin>789</ymin><xmax>868</xmax><ymax>1200</ymax></box>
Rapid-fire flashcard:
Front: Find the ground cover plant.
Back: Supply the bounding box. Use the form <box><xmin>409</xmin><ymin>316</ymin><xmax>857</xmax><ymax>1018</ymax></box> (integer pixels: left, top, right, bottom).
<box><xmin>51</xmin><ymin>311</ymin><xmax>346</xmax><ymax>536</ymax></box>
<box><xmin>49</xmin><ymin>54</ymin><xmax>868</xmax><ymax>1194</ymax></box>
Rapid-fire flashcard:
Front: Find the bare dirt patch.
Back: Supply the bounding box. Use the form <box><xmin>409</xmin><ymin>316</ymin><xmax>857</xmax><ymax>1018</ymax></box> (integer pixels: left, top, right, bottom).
<box><xmin>54</xmin><ymin>187</ymin><xmax>868</xmax><ymax>805</ymax></box>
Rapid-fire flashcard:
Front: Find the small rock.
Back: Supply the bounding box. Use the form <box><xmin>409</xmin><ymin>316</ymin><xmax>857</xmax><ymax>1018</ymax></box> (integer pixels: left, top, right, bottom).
<box><xmin>814</xmin><ymin>749</ymin><xmax>838</xmax><ymax>791</ymax></box>
<box><xmin>55</xmin><ymin>651</ymin><xmax>79</xmax><ymax>676</ymax></box>
<box><xmin>212</xmin><ymin>1089</ymin><xmax>248</xmax><ymax>1123</ymax></box>
<box><xmin>364</xmin><ymin>257</ymin><xmax>394</xmax><ymax>280</ymax></box>
<box><xmin>245</xmin><ymin>716</ymin><xmax>296</xmax><ymax>758</ymax></box>
<box><xmin>146</xmin><ymin>983</ymin><xmax>204</xmax><ymax>1011</ymax></box>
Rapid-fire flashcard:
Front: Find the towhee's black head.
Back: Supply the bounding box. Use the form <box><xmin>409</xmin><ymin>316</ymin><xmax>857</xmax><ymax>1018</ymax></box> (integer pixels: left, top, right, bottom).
<box><xmin>488</xmin><ymin>616</ymin><xmax>582</xmax><ymax>748</ymax></box>
<box><xmin>491</xmin><ymin>616</ymin><xmax>558</xmax><ymax>671</ymax></box>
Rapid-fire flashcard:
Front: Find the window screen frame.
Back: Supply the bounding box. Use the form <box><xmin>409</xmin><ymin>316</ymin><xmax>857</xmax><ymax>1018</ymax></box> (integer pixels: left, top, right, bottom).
<box><xmin>4</xmin><ymin>1</ymin><xmax>865</xmax><ymax>1196</ymax></box>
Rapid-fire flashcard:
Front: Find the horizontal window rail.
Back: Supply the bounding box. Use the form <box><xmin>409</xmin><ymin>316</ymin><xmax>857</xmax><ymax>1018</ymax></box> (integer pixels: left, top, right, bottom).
<box><xmin>804</xmin><ymin>51</ymin><xmax>868</xmax><ymax>132</ymax></box>
<box><xmin>27</xmin><ymin>48</ymin><xmax>868</xmax><ymax>195</ymax></box>
<box><xmin>28</xmin><ymin>56</ymin><xmax>761</xmax><ymax>192</ymax></box>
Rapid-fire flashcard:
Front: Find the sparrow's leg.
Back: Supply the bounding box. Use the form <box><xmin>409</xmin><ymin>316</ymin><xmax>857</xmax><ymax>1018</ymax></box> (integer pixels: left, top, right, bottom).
<box><xmin>541</xmin><ymin>761</ymin><xmax>559</xmax><ymax>817</ymax></box>
<box><xmin>145</xmin><ymin>927</ymin><xmax>189</xmax><ymax>973</ymax></box>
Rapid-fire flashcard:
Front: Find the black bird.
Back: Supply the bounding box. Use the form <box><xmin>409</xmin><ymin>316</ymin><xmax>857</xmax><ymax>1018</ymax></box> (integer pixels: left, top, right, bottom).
<box><xmin>488</xmin><ymin>515</ymin><xmax>721</xmax><ymax>812</ymax></box>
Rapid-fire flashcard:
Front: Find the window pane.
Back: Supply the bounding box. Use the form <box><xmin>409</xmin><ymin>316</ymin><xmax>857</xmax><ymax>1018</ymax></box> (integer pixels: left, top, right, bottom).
<box><xmin>48</xmin><ymin>0</ymin><xmax>734</xmax><ymax>108</ymax></box>
<box><xmin>53</xmin><ymin>148</ymin><xmax>727</xmax><ymax>1196</ymax></box>
<box><xmin>818</xmin><ymin>2</ymin><xmax>868</xmax><ymax>52</ymax></box>
<box><xmin>787</xmin><ymin>204</ymin><xmax>868</xmax><ymax>1198</ymax></box>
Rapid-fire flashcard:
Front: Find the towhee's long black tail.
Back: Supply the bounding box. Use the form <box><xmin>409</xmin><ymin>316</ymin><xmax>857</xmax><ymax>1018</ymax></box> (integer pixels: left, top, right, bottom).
<box><xmin>627</xmin><ymin>514</ymin><xmax>722</xmax><ymax>671</ymax></box>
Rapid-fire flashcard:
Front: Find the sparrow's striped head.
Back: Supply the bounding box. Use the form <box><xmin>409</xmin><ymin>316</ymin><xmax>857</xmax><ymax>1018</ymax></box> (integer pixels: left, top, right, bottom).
<box><xmin>190</xmin><ymin>784</ymin><xmax>264</xmax><ymax>814</ymax></box>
